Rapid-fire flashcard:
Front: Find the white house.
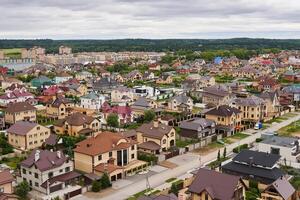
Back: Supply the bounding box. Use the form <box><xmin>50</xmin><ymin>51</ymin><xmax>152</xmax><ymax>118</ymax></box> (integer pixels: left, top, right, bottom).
<box><xmin>80</xmin><ymin>92</ymin><xmax>105</xmax><ymax>110</ymax></box>
<box><xmin>258</xmin><ymin>135</ymin><xmax>300</xmax><ymax>163</ymax></box>
<box><xmin>132</xmin><ymin>85</ymin><xmax>160</xmax><ymax>98</ymax></box>
<box><xmin>53</xmin><ymin>73</ymin><xmax>72</xmax><ymax>84</ymax></box>
<box><xmin>19</xmin><ymin>150</ymin><xmax>81</xmax><ymax>200</ymax></box>
<box><xmin>0</xmin><ymin>88</ymin><xmax>34</xmax><ymax>106</ymax></box>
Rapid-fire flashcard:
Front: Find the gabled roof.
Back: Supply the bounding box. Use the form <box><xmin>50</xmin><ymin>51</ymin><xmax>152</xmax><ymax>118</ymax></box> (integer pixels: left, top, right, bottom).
<box><xmin>233</xmin><ymin>96</ymin><xmax>265</xmax><ymax>106</ymax></box>
<box><xmin>204</xmin><ymin>105</ymin><xmax>241</xmax><ymax>117</ymax></box>
<box><xmin>264</xmin><ymin>177</ymin><xmax>295</xmax><ymax>200</ymax></box>
<box><xmin>137</xmin><ymin>121</ymin><xmax>173</xmax><ymax>139</ymax></box>
<box><xmin>4</xmin><ymin>102</ymin><xmax>36</xmax><ymax>113</ymax></box>
<box><xmin>0</xmin><ymin>170</ymin><xmax>14</xmax><ymax>185</ymax></box>
<box><xmin>55</xmin><ymin>112</ymin><xmax>96</xmax><ymax>126</ymax></box>
<box><xmin>170</xmin><ymin>94</ymin><xmax>191</xmax><ymax>104</ymax></box>
<box><xmin>189</xmin><ymin>168</ymin><xmax>242</xmax><ymax>200</ymax></box>
<box><xmin>7</xmin><ymin>121</ymin><xmax>41</xmax><ymax>136</ymax></box>
<box><xmin>132</xmin><ymin>97</ymin><xmax>151</xmax><ymax>108</ymax></box>
<box><xmin>21</xmin><ymin>149</ymin><xmax>68</xmax><ymax>172</ymax></box>
<box><xmin>74</xmin><ymin>132</ymin><xmax>136</xmax><ymax>156</ymax></box>
<box><xmin>179</xmin><ymin>118</ymin><xmax>215</xmax><ymax>131</ymax></box>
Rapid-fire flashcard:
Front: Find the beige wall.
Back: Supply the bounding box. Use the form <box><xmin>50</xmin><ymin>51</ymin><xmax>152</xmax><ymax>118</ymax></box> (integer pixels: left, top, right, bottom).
<box><xmin>8</xmin><ymin>124</ymin><xmax>50</xmax><ymax>151</ymax></box>
<box><xmin>54</xmin><ymin>119</ymin><xmax>100</xmax><ymax>136</ymax></box>
<box><xmin>74</xmin><ymin>152</ymin><xmax>93</xmax><ymax>173</ymax></box>
<box><xmin>0</xmin><ymin>182</ymin><xmax>13</xmax><ymax>194</ymax></box>
<box><xmin>206</xmin><ymin>113</ymin><xmax>242</xmax><ymax>126</ymax></box>
<box><xmin>5</xmin><ymin>110</ymin><xmax>36</xmax><ymax>124</ymax></box>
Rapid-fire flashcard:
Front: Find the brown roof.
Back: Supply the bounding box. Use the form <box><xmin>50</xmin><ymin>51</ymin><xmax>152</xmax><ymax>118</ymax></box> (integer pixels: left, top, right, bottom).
<box><xmin>7</xmin><ymin>121</ymin><xmax>41</xmax><ymax>136</ymax></box>
<box><xmin>0</xmin><ymin>170</ymin><xmax>14</xmax><ymax>185</ymax></box>
<box><xmin>54</xmin><ymin>112</ymin><xmax>96</xmax><ymax>127</ymax></box>
<box><xmin>138</xmin><ymin>141</ymin><xmax>161</xmax><ymax>151</ymax></box>
<box><xmin>21</xmin><ymin>150</ymin><xmax>68</xmax><ymax>172</ymax></box>
<box><xmin>137</xmin><ymin>121</ymin><xmax>173</xmax><ymax>139</ymax></box>
<box><xmin>40</xmin><ymin>171</ymin><xmax>81</xmax><ymax>188</ymax></box>
<box><xmin>4</xmin><ymin>102</ymin><xmax>36</xmax><ymax>113</ymax></box>
<box><xmin>189</xmin><ymin>168</ymin><xmax>243</xmax><ymax>200</ymax></box>
<box><xmin>74</xmin><ymin>132</ymin><xmax>136</xmax><ymax>156</ymax></box>
<box><xmin>94</xmin><ymin>163</ymin><xmax>123</xmax><ymax>174</ymax></box>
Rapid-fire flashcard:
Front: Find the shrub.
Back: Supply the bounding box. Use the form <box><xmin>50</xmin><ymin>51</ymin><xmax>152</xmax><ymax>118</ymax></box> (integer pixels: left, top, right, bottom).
<box><xmin>91</xmin><ymin>180</ymin><xmax>101</xmax><ymax>192</ymax></box>
<box><xmin>255</xmin><ymin>138</ymin><xmax>263</xmax><ymax>143</ymax></box>
<box><xmin>15</xmin><ymin>181</ymin><xmax>30</xmax><ymax>199</ymax></box>
<box><xmin>138</xmin><ymin>153</ymin><xmax>158</xmax><ymax>164</ymax></box>
<box><xmin>233</xmin><ymin>144</ymin><xmax>248</xmax><ymax>153</ymax></box>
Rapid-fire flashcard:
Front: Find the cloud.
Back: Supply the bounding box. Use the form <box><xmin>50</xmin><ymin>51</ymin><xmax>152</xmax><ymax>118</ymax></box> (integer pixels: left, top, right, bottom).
<box><xmin>0</xmin><ymin>0</ymin><xmax>300</xmax><ymax>39</ymax></box>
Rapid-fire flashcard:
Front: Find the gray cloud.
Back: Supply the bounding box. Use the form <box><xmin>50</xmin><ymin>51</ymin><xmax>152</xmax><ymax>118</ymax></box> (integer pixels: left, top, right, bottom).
<box><xmin>0</xmin><ymin>0</ymin><xmax>300</xmax><ymax>39</ymax></box>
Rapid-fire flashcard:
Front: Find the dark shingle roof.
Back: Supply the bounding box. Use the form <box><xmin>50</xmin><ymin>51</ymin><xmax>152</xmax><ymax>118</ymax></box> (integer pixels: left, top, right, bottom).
<box><xmin>204</xmin><ymin>105</ymin><xmax>241</xmax><ymax>117</ymax></box>
<box><xmin>233</xmin><ymin>149</ymin><xmax>280</xmax><ymax>168</ymax></box>
<box><xmin>4</xmin><ymin>102</ymin><xmax>36</xmax><ymax>113</ymax></box>
<box><xmin>179</xmin><ymin>118</ymin><xmax>215</xmax><ymax>131</ymax></box>
<box><xmin>137</xmin><ymin>121</ymin><xmax>173</xmax><ymax>139</ymax></box>
<box><xmin>7</xmin><ymin>121</ymin><xmax>39</xmax><ymax>136</ymax></box>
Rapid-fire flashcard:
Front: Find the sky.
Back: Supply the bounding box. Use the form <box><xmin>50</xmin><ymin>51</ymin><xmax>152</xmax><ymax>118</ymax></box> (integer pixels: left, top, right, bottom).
<box><xmin>1</xmin><ymin>0</ymin><xmax>300</xmax><ymax>39</ymax></box>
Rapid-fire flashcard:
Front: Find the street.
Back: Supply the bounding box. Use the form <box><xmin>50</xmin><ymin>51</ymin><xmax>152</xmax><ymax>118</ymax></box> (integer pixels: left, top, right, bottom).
<box><xmin>72</xmin><ymin>113</ymin><xmax>300</xmax><ymax>200</ymax></box>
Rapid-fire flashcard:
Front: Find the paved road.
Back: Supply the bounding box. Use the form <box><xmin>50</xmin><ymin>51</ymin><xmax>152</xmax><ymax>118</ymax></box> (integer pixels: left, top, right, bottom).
<box><xmin>73</xmin><ymin>113</ymin><xmax>300</xmax><ymax>200</ymax></box>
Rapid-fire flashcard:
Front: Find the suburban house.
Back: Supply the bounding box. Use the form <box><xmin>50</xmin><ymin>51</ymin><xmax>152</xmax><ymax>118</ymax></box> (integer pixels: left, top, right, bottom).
<box><xmin>204</xmin><ymin>105</ymin><xmax>242</xmax><ymax>136</ymax></box>
<box><xmin>80</xmin><ymin>92</ymin><xmax>105</xmax><ymax>110</ymax></box>
<box><xmin>167</xmin><ymin>94</ymin><xmax>193</xmax><ymax>112</ymax></box>
<box><xmin>254</xmin><ymin>76</ymin><xmax>281</xmax><ymax>92</ymax></box>
<box><xmin>45</xmin><ymin>96</ymin><xmax>74</xmax><ymax>119</ymax></box>
<box><xmin>101</xmin><ymin>102</ymin><xmax>133</xmax><ymax>125</ymax></box>
<box><xmin>230</xmin><ymin>96</ymin><xmax>267</xmax><ymax>122</ymax></box>
<box><xmin>111</xmin><ymin>86</ymin><xmax>134</xmax><ymax>103</ymax></box>
<box><xmin>131</xmin><ymin>97</ymin><xmax>158</xmax><ymax>116</ymax></box>
<box><xmin>181</xmin><ymin>168</ymin><xmax>246</xmax><ymax>200</ymax></box>
<box><xmin>30</xmin><ymin>76</ymin><xmax>52</xmax><ymax>88</ymax></box>
<box><xmin>132</xmin><ymin>86</ymin><xmax>160</xmax><ymax>98</ymax></box>
<box><xmin>258</xmin><ymin>135</ymin><xmax>300</xmax><ymax>163</ymax></box>
<box><xmin>124</xmin><ymin>70</ymin><xmax>143</xmax><ymax>82</ymax></box>
<box><xmin>179</xmin><ymin>118</ymin><xmax>218</xmax><ymax>146</ymax></box>
<box><xmin>0</xmin><ymin>88</ymin><xmax>34</xmax><ymax>106</ymax></box>
<box><xmin>73</xmin><ymin>132</ymin><xmax>147</xmax><ymax>181</ymax></box>
<box><xmin>156</xmin><ymin>74</ymin><xmax>173</xmax><ymax>84</ymax></box>
<box><xmin>260</xmin><ymin>177</ymin><xmax>297</xmax><ymax>200</ymax></box>
<box><xmin>93</xmin><ymin>77</ymin><xmax>120</xmax><ymax>93</ymax></box>
<box><xmin>259</xmin><ymin>91</ymin><xmax>281</xmax><ymax>117</ymax></box>
<box><xmin>53</xmin><ymin>73</ymin><xmax>73</xmax><ymax>84</ymax></box>
<box><xmin>54</xmin><ymin>112</ymin><xmax>101</xmax><ymax>137</ymax></box>
<box><xmin>75</xmin><ymin>71</ymin><xmax>93</xmax><ymax>81</ymax></box>
<box><xmin>4</xmin><ymin>102</ymin><xmax>37</xmax><ymax>126</ymax></box>
<box><xmin>7</xmin><ymin>121</ymin><xmax>50</xmax><ymax>151</ymax></box>
<box><xmin>222</xmin><ymin>150</ymin><xmax>285</xmax><ymax>189</ymax></box>
<box><xmin>202</xmin><ymin>85</ymin><xmax>231</xmax><ymax>107</ymax></box>
<box><xmin>61</xmin><ymin>83</ymin><xmax>88</xmax><ymax>97</ymax></box>
<box><xmin>19</xmin><ymin>150</ymin><xmax>81</xmax><ymax>199</ymax></box>
<box><xmin>136</xmin><ymin>121</ymin><xmax>176</xmax><ymax>154</ymax></box>
<box><xmin>0</xmin><ymin>170</ymin><xmax>15</xmax><ymax>199</ymax></box>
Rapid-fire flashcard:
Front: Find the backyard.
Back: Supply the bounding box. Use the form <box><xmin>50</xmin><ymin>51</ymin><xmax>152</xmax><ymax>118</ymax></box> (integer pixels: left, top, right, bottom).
<box><xmin>277</xmin><ymin>120</ymin><xmax>300</xmax><ymax>136</ymax></box>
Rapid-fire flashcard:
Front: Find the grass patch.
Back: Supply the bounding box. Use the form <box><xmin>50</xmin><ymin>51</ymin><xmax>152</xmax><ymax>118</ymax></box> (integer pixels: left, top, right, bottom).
<box><xmin>277</xmin><ymin>120</ymin><xmax>300</xmax><ymax>136</ymax></box>
<box><xmin>207</xmin><ymin>157</ymin><xmax>230</xmax><ymax>169</ymax></box>
<box><xmin>176</xmin><ymin>139</ymin><xmax>198</xmax><ymax>148</ymax></box>
<box><xmin>229</xmin><ymin>132</ymin><xmax>249</xmax><ymax>140</ymax></box>
<box><xmin>165</xmin><ymin>177</ymin><xmax>177</xmax><ymax>183</ymax></box>
<box><xmin>127</xmin><ymin>188</ymin><xmax>160</xmax><ymax>200</ymax></box>
<box><xmin>266</xmin><ymin>117</ymin><xmax>288</xmax><ymax>124</ymax></box>
<box><xmin>0</xmin><ymin>156</ymin><xmax>25</xmax><ymax>170</ymax></box>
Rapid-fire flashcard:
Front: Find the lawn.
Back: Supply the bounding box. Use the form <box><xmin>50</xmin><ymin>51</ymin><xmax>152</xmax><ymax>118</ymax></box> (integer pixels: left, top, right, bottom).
<box><xmin>127</xmin><ymin>188</ymin><xmax>160</xmax><ymax>200</ymax></box>
<box><xmin>266</xmin><ymin>116</ymin><xmax>288</xmax><ymax>124</ymax></box>
<box><xmin>0</xmin><ymin>156</ymin><xmax>25</xmax><ymax>170</ymax></box>
<box><xmin>228</xmin><ymin>132</ymin><xmax>249</xmax><ymax>140</ymax></box>
<box><xmin>165</xmin><ymin>177</ymin><xmax>177</xmax><ymax>183</ymax></box>
<box><xmin>277</xmin><ymin>120</ymin><xmax>300</xmax><ymax>136</ymax></box>
<box><xmin>176</xmin><ymin>139</ymin><xmax>198</xmax><ymax>148</ymax></box>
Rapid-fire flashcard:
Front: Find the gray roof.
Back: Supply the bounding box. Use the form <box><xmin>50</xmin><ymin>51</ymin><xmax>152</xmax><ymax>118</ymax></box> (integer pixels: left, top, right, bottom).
<box><xmin>267</xmin><ymin>177</ymin><xmax>295</xmax><ymax>200</ymax></box>
<box><xmin>260</xmin><ymin>135</ymin><xmax>299</xmax><ymax>148</ymax></box>
<box><xmin>204</xmin><ymin>105</ymin><xmax>241</xmax><ymax>117</ymax></box>
<box><xmin>170</xmin><ymin>94</ymin><xmax>191</xmax><ymax>104</ymax></box>
<box><xmin>180</xmin><ymin>118</ymin><xmax>215</xmax><ymax>131</ymax></box>
<box><xmin>81</xmin><ymin>92</ymin><xmax>101</xmax><ymax>100</ymax></box>
<box><xmin>132</xmin><ymin>97</ymin><xmax>151</xmax><ymax>108</ymax></box>
<box><xmin>233</xmin><ymin>96</ymin><xmax>265</xmax><ymax>106</ymax></box>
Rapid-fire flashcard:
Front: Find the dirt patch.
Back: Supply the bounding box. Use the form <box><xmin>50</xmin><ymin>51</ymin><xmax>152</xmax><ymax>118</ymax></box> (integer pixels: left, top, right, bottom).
<box><xmin>159</xmin><ymin>160</ymin><xmax>178</xmax><ymax>169</ymax></box>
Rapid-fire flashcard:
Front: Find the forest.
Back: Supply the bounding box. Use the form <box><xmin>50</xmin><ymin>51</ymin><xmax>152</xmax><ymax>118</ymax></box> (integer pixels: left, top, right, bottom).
<box><xmin>0</xmin><ymin>38</ymin><xmax>300</xmax><ymax>53</ymax></box>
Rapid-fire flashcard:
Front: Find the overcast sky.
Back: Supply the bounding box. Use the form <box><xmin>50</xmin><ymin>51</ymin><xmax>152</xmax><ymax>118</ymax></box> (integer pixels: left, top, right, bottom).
<box><xmin>1</xmin><ymin>0</ymin><xmax>300</xmax><ymax>39</ymax></box>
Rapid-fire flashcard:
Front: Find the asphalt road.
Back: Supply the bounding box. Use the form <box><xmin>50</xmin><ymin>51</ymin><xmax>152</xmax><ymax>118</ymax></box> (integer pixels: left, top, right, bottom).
<box><xmin>73</xmin><ymin>113</ymin><xmax>300</xmax><ymax>200</ymax></box>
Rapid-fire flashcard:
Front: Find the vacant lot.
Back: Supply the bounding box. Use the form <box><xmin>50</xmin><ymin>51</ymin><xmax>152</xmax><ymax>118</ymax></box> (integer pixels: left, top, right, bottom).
<box><xmin>277</xmin><ymin>120</ymin><xmax>300</xmax><ymax>136</ymax></box>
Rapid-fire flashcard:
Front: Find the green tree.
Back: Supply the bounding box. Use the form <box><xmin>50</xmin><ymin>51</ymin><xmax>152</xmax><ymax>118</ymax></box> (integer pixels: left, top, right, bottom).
<box><xmin>223</xmin><ymin>147</ymin><xmax>227</xmax><ymax>158</ymax></box>
<box><xmin>52</xmin><ymin>197</ymin><xmax>62</xmax><ymax>200</ymax></box>
<box><xmin>100</xmin><ymin>173</ymin><xmax>111</xmax><ymax>189</ymax></box>
<box><xmin>91</xmin><ymin>180</ymin><xmax>101</xmax><ymax>192</ymax></box>
<box><xmin>15</xmin><ymin>181</ymin><xmax>30</xmax><ymax>199</ymax></box>
<box><xmin>107</xmin><ymin>113</ymin><xmax>119</xmax><ymax>128</ymax></box>
<box><xmin>144</xmin><ymin>110</ymin><xmax>156</xmax><ymax>122</ymax></box>
<box><xmin>217</xmin><ymin>150</ymin><xmax>221</xmax><ymax>161</ymax></box>
<box><xmin>170</xmin><ymin>181</ymin><xmax>182</xmax><ymax>196</ymax></box>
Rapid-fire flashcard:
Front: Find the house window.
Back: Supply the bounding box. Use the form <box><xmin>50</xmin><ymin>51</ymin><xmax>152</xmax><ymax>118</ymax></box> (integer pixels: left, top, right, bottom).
<box><xmin>34</xmin><ymin>173</ymin><xmax>39</xmax><ymax>179</ymax></box>
<box><xmin>37</xmin><ymin>127</ymin><xmax>40</xmax><ymax>130</ymax></box>
<box><xmin>65</xmin><ymin>167</ymin><xmax>70</xmax><ymax>172</ymax></box>
<box><xmin>35</xmin><ymin>182</ymin><xmax>39</xmax><ymax>187</ymax></box>
<box><xmin>163</xmin><ymin>139</ymin><xmax>166</xmax><ymax>144</ymax></box>
<box><xmin>109</xmin><ymin>152</ymin><xmax>113</xmax><ymax>157</ymax></box>
<box><xmin>131</xmin><ymin>145</ymin><xmax>135</xmax><ymax>150</ymax></box>
<box><xmin>48</xmin><ymin>172</ymin><xmax>53</xmax><ymax>178</ymax></box>
<box><xmin>22</xmin><ymin>168</ymin><xmax>26</xmax><ymax>174</ymax></box>
<box><xmin>98</xmin><ymin>155</ymin><xmax>102</xmax><ymax>161</ymax></box>
<box><xmin>131</xmin><ymin>154</ymin><xmax>135</xmax><ymax>159</ymax></box>
<box><xmin>205</xmin><ymin>193</ymin><xmax>209</xmax><ymax>200</ymax></box>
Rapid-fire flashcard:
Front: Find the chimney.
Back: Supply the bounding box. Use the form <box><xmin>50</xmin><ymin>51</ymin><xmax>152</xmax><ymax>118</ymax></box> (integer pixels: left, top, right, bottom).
<box><xmin>57</xmin><ymin>151</ymin><xmax>61</xmax><ymax>159</ymax></box>
<box><xmin>153</xmin><ymin>120</ymin><xmax>159</xmax><ymax>128</ymax></box>
<box><xmin>35</xmin><ymin>150</ymin><xmax>40</xmax><ymax>162</ymax></box>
